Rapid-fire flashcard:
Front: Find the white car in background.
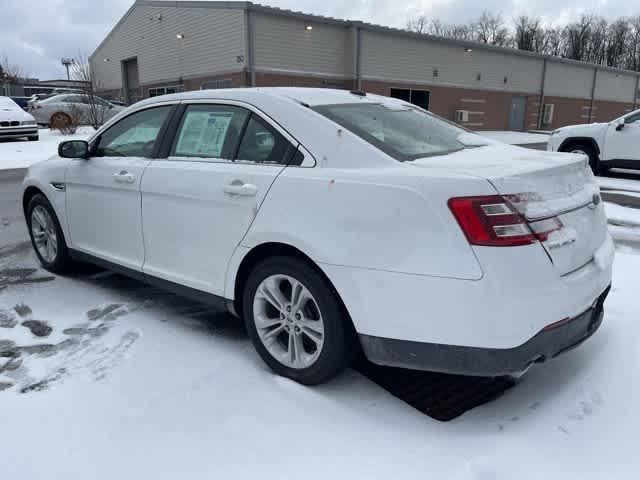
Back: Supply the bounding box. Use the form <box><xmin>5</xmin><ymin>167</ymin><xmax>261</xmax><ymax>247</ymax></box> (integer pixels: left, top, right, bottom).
<box><xmin>21</xmin><ymin>88</ymin><xmax>613</xmax><ymax>385</ymax></box>
<box><xmin>547</xmin><ymin>108</ymin><xmax>640</xmax><ymax>173</ymax></box>
<box><xmin>30</xmin><ymin>94</ymin><xmax>124</xmax><ymax>126</ymax></box>
<box><xmin>0</xmin><ymin>96</ymin><xmax>39</xmax><ymax>141</ymax></box>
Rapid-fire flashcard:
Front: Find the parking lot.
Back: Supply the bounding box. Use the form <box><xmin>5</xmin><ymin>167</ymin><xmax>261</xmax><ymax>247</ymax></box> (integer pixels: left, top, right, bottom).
<box><xmin>1</xmin><ymin>129</ymin><xmax>640</xmax><ymax>479</ymax></box>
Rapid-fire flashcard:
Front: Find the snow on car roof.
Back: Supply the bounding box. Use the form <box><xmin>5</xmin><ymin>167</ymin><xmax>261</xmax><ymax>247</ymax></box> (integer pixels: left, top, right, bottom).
<box><xmin>137</xmin><ymin>87</ymin><xmax>390</xmax><ymax>109</ymax></box>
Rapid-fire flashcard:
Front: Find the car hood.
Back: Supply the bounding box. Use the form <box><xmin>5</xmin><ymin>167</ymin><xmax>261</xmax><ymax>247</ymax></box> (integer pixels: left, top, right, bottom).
<box><xmin>0</xmin><ymin>104</ymin><xmax>33</xmax><ymax>122</ymax></box>
<box><xmin>553</xmin><ymin>122</ymin><xmax>607</xmax><ymax>136</ymax></box>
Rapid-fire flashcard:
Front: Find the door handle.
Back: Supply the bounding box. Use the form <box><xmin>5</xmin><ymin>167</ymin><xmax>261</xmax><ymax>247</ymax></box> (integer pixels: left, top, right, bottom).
<box><xmin>113</xmin><ymin>171</ymin><xmax>135</xmax><ymax>184</ymax></box>
<box><xmin>223</xmin><ymin>181</ymin><xmax>258</xmax><ymax>197</ymax></box>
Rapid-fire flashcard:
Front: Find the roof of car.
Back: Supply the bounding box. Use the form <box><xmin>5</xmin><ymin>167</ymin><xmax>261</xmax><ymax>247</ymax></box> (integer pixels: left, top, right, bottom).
<box><xmin>135</xmin><ymin>87</ymin><xmax>388</xmax><ymax>109</ymax></box>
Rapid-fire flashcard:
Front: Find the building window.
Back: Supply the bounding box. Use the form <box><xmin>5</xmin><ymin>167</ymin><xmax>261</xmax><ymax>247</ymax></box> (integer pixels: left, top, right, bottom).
<box><xmin>148</xmin><ymin>86</ymin><xmax>182</xmax><ymax>97</ymax></box>
<box><xmin>390</xmin><ymin>88</ymin><xmax>430</xmax><ymax>110</ymax></box>
<box><xmin>201</xmin><ymin>79</ymin><xmax>233</xmax><ymax>90</ymax></box>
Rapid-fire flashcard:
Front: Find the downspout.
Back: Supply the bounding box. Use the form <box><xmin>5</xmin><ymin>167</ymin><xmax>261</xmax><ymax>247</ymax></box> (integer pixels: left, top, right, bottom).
<box><xmin>245</xmin><ymin>8</ymin><xmax>256</xmax><ymax>87</ymax></box>
<box><xmin>354</xmin><ymin>25</ymin><xmax>362</xmax><ymax>91</ymax></box>
<box><xmin>588</xmin><ymin>67</ymin><xmax>598</xmax><ymax>123</ymax></box>
<box><xmin>537</xmin><ymin>58</ymin><xmax>547</xmax><ymax>130</ymax></box>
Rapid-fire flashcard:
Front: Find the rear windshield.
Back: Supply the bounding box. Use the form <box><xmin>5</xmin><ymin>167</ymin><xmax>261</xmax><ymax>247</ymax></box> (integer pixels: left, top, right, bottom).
<box><xmin>313</xmin><ymin>103</ymin><xmax>465</xmax><ymax>161</ymax></box>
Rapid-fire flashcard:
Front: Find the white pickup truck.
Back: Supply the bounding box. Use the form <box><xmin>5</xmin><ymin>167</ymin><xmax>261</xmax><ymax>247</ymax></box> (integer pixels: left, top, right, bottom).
<box><xmin>547</xmin><ymin>108</ymin><xmax>640</xmax><ymax>174</ymax></box>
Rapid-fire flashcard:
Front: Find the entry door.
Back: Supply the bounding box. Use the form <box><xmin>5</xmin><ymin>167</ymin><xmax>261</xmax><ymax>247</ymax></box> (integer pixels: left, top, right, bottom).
<box><xmin>509</xmin><ymin>96</ymin><xmax>527</xmax><ymax>131</ymax></box>
<box><xmin>65</xmin><ymin>105</ymin><xmax>173</xmax><ymax>270</ymax></box>
<box><xmin>604</xmin><ymin>111</ymin><xmax>640</xmax><ymax>162</ymax></box>
<box><xmin>141</xmin><ymin>103</ymin><xmax>294</xmax><ymax>296</ymax></box>
<box><xmin>122</xmin><ymin>58</ymin><xmax>140</xmax><ymax>105</ymax></box>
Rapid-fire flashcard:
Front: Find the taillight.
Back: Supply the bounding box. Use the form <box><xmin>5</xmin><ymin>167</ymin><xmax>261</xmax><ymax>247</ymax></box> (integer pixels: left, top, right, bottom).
<box><xmin>448</xmin><ymin>195</ymin><xmax>562</xmax><ymax>247</ymax></box>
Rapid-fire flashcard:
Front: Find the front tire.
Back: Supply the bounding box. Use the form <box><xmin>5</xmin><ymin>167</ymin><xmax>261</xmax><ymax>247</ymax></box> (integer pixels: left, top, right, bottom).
<box><xmin>26</xmin><ymin>194</ymin><xmax>72</xmax><ymax>274</ymax></box>
<box><xmin>243</xmin><ymin>256</ymin><xmax>352</xmax><ymax>385</ymax></box>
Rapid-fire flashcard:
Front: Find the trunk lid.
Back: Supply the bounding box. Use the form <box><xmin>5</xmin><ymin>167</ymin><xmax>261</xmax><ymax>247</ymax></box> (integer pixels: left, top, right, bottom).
<box><xmin>412</xmin><ymin>145</ymin><xmax>607</xmax><ymax>276</ymax></box>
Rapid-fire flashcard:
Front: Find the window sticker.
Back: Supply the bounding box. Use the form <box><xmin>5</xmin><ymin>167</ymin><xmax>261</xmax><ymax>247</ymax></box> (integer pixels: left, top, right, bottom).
<box><xmin>175</xmin><ymin>111</ymin><xmax>234</xmax><ymax>158</ymax></box>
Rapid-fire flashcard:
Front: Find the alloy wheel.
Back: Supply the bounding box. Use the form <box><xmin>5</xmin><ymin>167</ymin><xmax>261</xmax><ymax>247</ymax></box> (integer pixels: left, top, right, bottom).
<box><xmin>30</xmin><ymin>205</ymin><xmax>58</xmax><ymax>263</ymax></box>
<box><xmin>253</xmin><ymin>274</ymin><xmax>325</xmax><ymax>369</ymax></box>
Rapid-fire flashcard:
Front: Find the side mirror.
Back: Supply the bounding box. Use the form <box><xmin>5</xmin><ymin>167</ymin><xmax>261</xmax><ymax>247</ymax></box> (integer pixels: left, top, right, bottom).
<box><xmin>616</xmin><ymin>119</ymin><xmax>626</xmax><ymax>131</ymax></box>
<box><xmin>59</xmin><ymin>140</ymin><xmax>89</xmax><ymax>159</ymax></box>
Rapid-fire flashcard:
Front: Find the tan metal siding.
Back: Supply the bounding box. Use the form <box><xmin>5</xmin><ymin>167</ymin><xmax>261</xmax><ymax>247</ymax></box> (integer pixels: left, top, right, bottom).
<box><xmin>544</xmin><ymin>61</ymin><xmax>593</xmax><ymax>99</ymax></box>
<box><xmin>595</xmin><ymin>71</ymin><xmax>637</xmax><ymax>102</ymax></box>
<box><xmin>360</xmin><ymin>30</ymin><xmax>543</xmax><ymax>94</ymax></box>
<box><xmin>253</xmin><ymin>12</ymin><xmax>350</xmax><ymax>77</ymax></box>
<box><xmin>91</xmin><ymin>5</ymin><xmax>245</xmax><ymax>90</ymax></box>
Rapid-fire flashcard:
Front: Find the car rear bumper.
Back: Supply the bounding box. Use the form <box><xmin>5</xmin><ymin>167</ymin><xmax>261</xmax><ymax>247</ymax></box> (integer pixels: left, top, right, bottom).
<box><xmin>0</xmin><ymin>127</ymin><xmax>38</xmax><ymax>139</ymax></box>
<box><xmin>360</xmin><ymin>286</ymin><xmax>610</xmax><ymax>376</ymax></box>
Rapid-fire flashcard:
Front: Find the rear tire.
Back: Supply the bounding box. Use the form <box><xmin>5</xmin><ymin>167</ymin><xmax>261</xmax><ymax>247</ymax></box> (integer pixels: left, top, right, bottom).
<box><xmin>26</xmin><ymin>194</ymin><xmax>73</xmax><ymax>274</ymax></box>
<box><xmin>562</xmin><ymin>142</ymin><xmax>600</xmax><ymax>174</ymax></box>
<box><xmin>242</xmin><ymin>256</ymin><xmax>353</xmax><ymax>385</ymax></box>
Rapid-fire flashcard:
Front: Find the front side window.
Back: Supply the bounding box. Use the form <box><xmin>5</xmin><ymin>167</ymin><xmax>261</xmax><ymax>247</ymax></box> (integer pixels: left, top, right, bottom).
<box><xmin>171</xmin><ymin>105</ymin><xmax>294</xmax><ymax>165</ymax></box>
<box><xmin>95</xmin><ymin>106</ymin><xmax>171</xmax><ymax>157</ymax></box>
<box><xmin>313</xmin><ymin>103</ymin><xmax>465</xmax><ymax>161</ymax></box>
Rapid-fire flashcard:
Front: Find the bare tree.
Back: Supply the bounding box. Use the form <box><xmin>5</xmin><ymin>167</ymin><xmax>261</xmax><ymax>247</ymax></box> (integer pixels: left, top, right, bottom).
<box><xmin>514</xmin><ymin>16</ymin><xmax>544</xmax><ymax>52</ymax></box>
<box><xmin>70</xmin><ymin>53</ymin><xmax>110</xmax><ymax>130</ymax></box>
<box><xmin>606</xmin><ymin>19</ymin><xmax>630</xmax><ymax>68</ymax></box>
<box><xmin>0</xmin><ymin>55</ymin><xmax>25</xmax><ymax>96</ymax></box>
<box><xmin>407</xmin><ymin>15</ymin><xmax>429</xmax><ymax>34</ymax></box>
<box><xmin>475</xmin><ymin>11</ymin><xmax>510</xmax><ymax>46</ymax></box>
<box><xmin>626</xmin><ymin>16</ymin><xmax>640</xmax><ymax>71</ymax></box>
<box><xmin>564</xmin><ymin>15</ymin><xmax>594</xmax><ymax>61</ymax></box>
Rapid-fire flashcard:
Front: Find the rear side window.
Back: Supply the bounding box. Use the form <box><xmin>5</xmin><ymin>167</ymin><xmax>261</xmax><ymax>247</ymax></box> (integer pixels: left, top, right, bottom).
<box><xmin>236</xmin><ymin>116</ymin><xmax>291</xmax><ymax>164</ymax></box>
<box><xmin>171</xmin><ymin>104</ymin><xmax>295</xmax><ymax>165</ymax></box>
<box><xmin>171</xmin><ymin>105</ymin><xmax>249</xmax><ymax>160</ymax></box>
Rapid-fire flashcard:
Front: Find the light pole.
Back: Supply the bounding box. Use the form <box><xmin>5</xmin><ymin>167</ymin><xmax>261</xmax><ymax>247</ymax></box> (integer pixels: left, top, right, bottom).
<box><xmin>61</xmin><ymin>58</ymin><xmax>74</xmax><ymax>80</ymax></box>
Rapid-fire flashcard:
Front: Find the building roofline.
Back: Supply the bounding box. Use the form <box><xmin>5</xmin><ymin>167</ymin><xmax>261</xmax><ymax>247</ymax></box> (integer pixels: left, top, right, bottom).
<box><xmin>92</xmin><ymin>0</ymin><xmax>640</xmax><ymax>79</ymax></box>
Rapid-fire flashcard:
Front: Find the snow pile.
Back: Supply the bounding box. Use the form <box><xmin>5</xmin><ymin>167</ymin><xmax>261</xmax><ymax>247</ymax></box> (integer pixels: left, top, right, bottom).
<box><xmin>605</xmin><ymin>202</ymin><xmax>640</xmax><ymax>228</ymax></box>
<box><xmin>0</xmin><ymin>128</ymin><xmax>93</xmax><ymax>170</ymax></box>
<box><xmin>598</xmin><ymin>175</ymin><xmax>640</xmax><ymax>194</ymax></box>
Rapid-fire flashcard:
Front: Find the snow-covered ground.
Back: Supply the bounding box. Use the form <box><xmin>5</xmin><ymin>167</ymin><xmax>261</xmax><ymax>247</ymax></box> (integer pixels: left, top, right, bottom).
<box><xmin>598</xmin><ymin>175</ymin><xmax>640</xmax><ymax>194</ymax></box>
<box><xmin>479</xmin><ymin>131</ymin><xmax>550</xmax><ymax>145</ymax></box>
<box><xmin>0</xmin><ymin>128</ymin><xmax>93</xmax><ymax>170</ymax></box>
<box><xmin>0</xmin><ymin>238</ymin><xmax>638</xmax><ymax>479</ymax></box>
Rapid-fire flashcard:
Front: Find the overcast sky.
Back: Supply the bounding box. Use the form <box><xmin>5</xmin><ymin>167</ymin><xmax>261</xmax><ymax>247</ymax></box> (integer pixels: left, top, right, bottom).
<box><xmin>2</xmin><ymin>0</ymin><xmax>637</xmax><ymax>80</ymax></box>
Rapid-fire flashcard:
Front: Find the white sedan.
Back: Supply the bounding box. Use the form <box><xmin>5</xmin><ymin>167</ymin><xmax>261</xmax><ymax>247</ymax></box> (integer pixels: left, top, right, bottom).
<box><xmin>21</xmin><ymin>88</ymin><xmax>613</xmax><ymax>385</ymax></box>
<box><xmin>0</xmin><ymin>96</ymin><xmax>38</xmax><ymax>141</ymax></box>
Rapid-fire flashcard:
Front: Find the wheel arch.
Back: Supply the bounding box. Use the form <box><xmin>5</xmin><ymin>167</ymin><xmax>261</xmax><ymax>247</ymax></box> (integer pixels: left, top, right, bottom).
<box><xmin>231</xmin><ymin>242</ymin><xmax>358</xmax><ymax>339</ymax></box>
<box><xmin>559</xmin><ymin>137</ymin><xmax>601</xmax><ymax>156</ymax></box>
<box><xmin>22</xmin><ymin>185</ymin><xmax>46</xmax><ymax>218</ymax></box>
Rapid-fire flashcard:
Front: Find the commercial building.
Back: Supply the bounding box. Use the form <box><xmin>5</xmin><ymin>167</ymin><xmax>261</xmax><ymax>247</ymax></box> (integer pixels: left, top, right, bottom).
<box><xmin>91</xmin><ymin>0</ymin><xmax>640</xmax><ymax>130</ymax></box>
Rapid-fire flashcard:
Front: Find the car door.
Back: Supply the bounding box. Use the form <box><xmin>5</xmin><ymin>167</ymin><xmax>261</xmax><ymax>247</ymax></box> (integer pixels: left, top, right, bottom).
<box><xmin>140</xmin><ymin>102</ymin><xmax>298</xmax><ymax>296</ymax></box>
<box><xmin>604</xmin><ymin>111</ymin><xmax>640</xmax><ymax>163</ymax></box>
<box><xmin>65</xmin><ymin>104</ymin><xmax>174</xmax><ymax>271</ymax></box>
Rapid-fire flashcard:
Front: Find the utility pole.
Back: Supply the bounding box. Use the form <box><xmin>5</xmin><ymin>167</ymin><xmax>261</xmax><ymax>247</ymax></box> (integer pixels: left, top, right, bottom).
<box><xmin>61</xmin><ymin>58</ymin><xmax>74</xmax><ymax>80</ymax></box>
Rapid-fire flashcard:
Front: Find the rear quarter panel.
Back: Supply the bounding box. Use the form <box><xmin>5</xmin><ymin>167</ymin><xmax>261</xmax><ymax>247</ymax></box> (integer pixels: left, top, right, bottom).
<box><xmin>240</xmin><ymin>165</ymin><xmax>494</xmax><ymax>281</ymax></box>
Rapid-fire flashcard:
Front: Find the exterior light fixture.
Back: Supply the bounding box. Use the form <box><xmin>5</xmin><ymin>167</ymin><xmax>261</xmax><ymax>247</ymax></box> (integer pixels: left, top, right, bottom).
<box><xmin>103</xmin><ymin>58</ymin><xmax>110</xmax><ymax>62</ymax></box>
<box><xmin>305</xmin><ymin>24</ymin><xmax>313</xmax><ymax>31</ymax></box>
<box><xmin>176</xmin><ymin>33</ymin><xmax>185</xmax><ymax>39</ymax></box>
<box><xmin>464</xmin><ymin>48</ymin><xmax>473</xmax><ymax>53</ymax></box>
